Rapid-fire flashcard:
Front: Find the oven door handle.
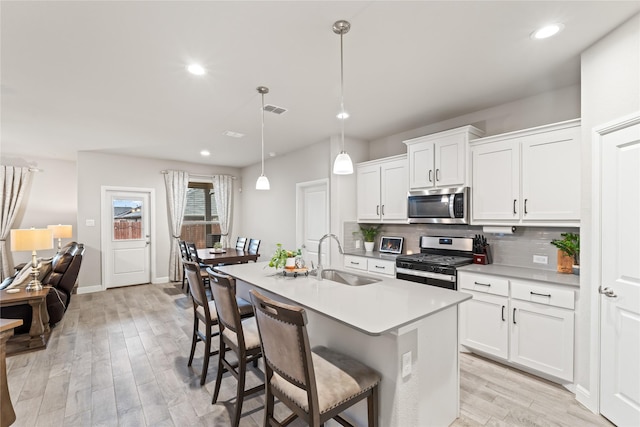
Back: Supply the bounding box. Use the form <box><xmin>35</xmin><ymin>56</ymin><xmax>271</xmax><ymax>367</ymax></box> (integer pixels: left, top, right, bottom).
<box><xmin>396</xmin><ymin>268</ymin><xmax>456</xmax><ymax>282</ymax></box>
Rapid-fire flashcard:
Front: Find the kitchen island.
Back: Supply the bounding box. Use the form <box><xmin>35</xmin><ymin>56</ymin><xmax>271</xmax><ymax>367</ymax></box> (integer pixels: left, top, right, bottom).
<box><xmin>216</xmin><ymin>261</ymin><xmax>471</xmax><ymax>427</ymax></box>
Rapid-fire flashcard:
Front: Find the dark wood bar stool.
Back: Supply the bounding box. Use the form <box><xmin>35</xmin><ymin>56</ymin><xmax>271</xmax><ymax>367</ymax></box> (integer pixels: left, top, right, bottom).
<box><xmin>250</xmin><ymin>290</ymin><xmax>381</xmax><ymax>427</ymax></box>
<box><xmin>208</xmin><ymin>271</ymin><xmax>263</xmax><ymax>427</ymax></box>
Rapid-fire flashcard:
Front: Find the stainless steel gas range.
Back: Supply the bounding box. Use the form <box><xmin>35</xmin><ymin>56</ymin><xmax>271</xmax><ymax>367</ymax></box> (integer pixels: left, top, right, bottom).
<box><xmin>396</xmin><ymin>236</ymin><xmax>474</xmax><ymax>290</ymax></box>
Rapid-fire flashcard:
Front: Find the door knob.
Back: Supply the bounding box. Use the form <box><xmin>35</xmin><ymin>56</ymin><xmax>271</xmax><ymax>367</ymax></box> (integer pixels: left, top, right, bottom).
<box><xmin>598</xmin><ymin>286</ymin><xmax>617</xmax><ymax>298</ymax></box>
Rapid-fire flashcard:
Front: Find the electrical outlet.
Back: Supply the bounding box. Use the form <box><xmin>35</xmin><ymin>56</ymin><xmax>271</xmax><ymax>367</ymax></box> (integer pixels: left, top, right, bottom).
<box><xmin>402</xmin><ymin>351</ymin><xmax>412</xmax><ymax>377</ymax></box>
<box><xmin>355</xmin><ymin>239</ymin><xmax>361</xmax><ymax>249</ymax></box>
<box><xmin>533</xmin><ymin>255</ymin><xmax>548</xmax><ymax>264</ymax></box>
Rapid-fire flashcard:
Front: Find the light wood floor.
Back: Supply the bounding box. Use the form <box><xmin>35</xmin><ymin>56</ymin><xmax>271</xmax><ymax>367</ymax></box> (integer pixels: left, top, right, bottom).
<box><xmin>6</xmin><ymin>282</ymin><xmax>613</xmax><ymax>427</ymax></box>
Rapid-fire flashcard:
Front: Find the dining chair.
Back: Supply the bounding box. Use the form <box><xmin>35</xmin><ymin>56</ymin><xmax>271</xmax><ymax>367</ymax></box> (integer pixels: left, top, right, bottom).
<box><xmin>186</xmin><ymin>241</ymin><xmax>210</xmax><ymax>287</ymax></box>
<box><xmin>179</xmin><ymin>240</ymin><xmax>191</xmax><ymax>292</ymax></box>
<box><xmin>247</xmin><ymin>239</ymin><xmax>260</xmax><ymax>256</ymax></box>
<box><xmin>208</xmin><ymin>270</ymin><xmax>264</xmax><ymax>426</ymax></box>
<box><xmin>235</xmin><ymin>237</ymin><xmax>247</xmax><ymax>252</ymax></box>
<box><xmin>249</xmin><ymin>290</ymin><xmax>381</xmax><ymax>427</ymax></box>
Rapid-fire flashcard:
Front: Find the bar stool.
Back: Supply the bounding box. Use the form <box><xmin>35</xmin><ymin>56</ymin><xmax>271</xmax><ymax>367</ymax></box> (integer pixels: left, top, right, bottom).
<box><xmin>250</xmin><ymin>290</ymin><xmax>381</xmax><ymax>427</ymax></box>
<box><xmin>208</xmin><ymin>270</ymin><xmax>263</xmax><ymax>427</ymax></box>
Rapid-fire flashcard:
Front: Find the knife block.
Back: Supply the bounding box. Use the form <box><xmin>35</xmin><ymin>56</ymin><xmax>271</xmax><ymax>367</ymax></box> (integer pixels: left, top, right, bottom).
<box><xmin>473</xmin><ymin>244</ymin><xmax>492</xmax><ymax>265</ymax></box>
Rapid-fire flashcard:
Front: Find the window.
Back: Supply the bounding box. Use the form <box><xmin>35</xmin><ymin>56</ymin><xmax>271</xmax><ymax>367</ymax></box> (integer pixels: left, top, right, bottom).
<box><xmin>181</xmin><ymin>182</ymin><xmax>221</xmax><ymax>248</ymax></box>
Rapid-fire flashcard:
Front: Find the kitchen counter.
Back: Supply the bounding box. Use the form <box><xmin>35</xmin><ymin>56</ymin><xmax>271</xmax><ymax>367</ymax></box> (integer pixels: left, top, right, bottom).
<box><xmin>458</xmin><ymin>264</ymin><xmax>580</xmax><ymax>287</ymax></box>
<box><xmin>343</xmin><ymin>249</ymin><xmax>399</xmax><ymax>261</ymax></box>
<box><xmin>216</xmin><ymin>261</ymin><xmax>469</xmax><ymax>336</ymax></box>
<box><xmin>216</xmin><ymin>261</ymin><xmax>471</xmax><ymax>427</ymax></box>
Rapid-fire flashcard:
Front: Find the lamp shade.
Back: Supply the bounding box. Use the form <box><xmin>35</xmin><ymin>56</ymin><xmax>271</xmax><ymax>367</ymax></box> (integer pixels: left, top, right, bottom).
<box><xmin>333</xmin><ymin>151</ymin><xmax>354</xmax><ymax>175</ymax></box>
<box><xmin>10</xmin><ymin>228</ymin><xmax>54</xmax><ymax>252</ymax></box>
<box><xmin>47</xmin><ymin>224</ymin><xmax>73</xmax><ymax>239</ymax></box>
<box><xmin>256</xmin><ymin>175</ymin><xmax>271</xmax><ymax>190</ymax></box>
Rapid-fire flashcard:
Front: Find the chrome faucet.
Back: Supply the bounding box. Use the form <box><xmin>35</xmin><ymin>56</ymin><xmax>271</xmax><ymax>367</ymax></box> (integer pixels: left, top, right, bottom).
<box><xmin>315</xmin><ymin>233</ymin><xmax>344</xmax><ymax>280</ymax></box>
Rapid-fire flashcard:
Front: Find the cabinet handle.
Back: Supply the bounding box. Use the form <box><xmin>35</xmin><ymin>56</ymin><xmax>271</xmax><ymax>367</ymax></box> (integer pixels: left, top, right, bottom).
<box><xmin>501</xmin><ymin>305</ymin><xmax>505</xmax><ymax>322</ymax></box>
<box><xmin>350</xmin><ymin>261</ymin><xmax>360</xmax><ymax>265</ymax></box>
<box><xmin>376</xmin><ymin>205</ymin><xmax>380</xmax><ymax>215</ymax></box>
<box><xmin>513</xmin><ymin>199</ymin><xmax>517</xmax><ymax>214</ymax></box>
<box><xmin>530</xmin><ymin>291</ymin><xmax>551</xmax><ymax>298</ymax></box>
<box><xmin>436</xmin><ymin>169</ymin><xmax>440</xmax><ymax>181</ymax></box>
<box><xmin>513</xmin><ymin>308</ymin><xmax>517</xmax><ymax>324</ymax></box>
<box><xmin>382</xmin><ymin>205</ymin><xmax>385</xmax><ymax>215</ymax></box>
<box><xmin>374</xmin><ymin>265</ymin><xmax>385</xmax><ymax>269</ymax></box>
<box><xmin>428</xmin><ymin>170</ymin><xmax>433</xmax><ymax>182</ymax></box>
<box><xmin>524</xmin><ymin>199</ymin><xmax>528</xmax><ymax>215</ymax></box>
<box><xmin>474</xmin><ymin>281</ymin><xmax>491</xmax><ymax>287</ymax></box>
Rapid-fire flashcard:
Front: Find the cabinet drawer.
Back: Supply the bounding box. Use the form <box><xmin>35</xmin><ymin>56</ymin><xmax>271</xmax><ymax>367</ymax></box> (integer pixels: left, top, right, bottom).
<box><xmin>511</xmin><ymin>280</ymin><xmax>574</xmax><ymax>310</ymax></box>
<box><xmin>344</xmin><ymin>255</ymin><xmax>367</xmax><ymax>271</ymax></box>
<box><xmin>367</xmin><ymin>259</ymin><xmax>395</xmax><ymax>276</ymax></box>
<box><xmin>458</xmin><ymin>272</ymin><xmax>509</xmax><ymax>296</ymax></box>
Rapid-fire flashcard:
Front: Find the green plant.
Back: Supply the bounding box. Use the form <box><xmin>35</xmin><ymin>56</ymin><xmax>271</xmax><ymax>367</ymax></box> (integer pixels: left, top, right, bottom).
<box><xmin>213</xmin><ymin>242</ymin><xmax>222</xmax><ymax>249</ymax></box>
<box><xmin>359</xmin><ymin>224</ymin><xmax>382</xmax><ymax>243</ymax></box>
<box><xmin>551</xmin><ymin>233</ymin><xmax>580</xmax><ymax>265</ymax></box>
<box><xmin>268</xmin><ymin>243</ymin><xmax>302</xmax><ymax>269</ymax></box>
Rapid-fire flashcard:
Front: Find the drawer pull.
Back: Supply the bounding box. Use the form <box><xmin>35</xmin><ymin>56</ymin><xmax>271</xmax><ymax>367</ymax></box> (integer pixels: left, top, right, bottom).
<box><xmin>350</xmin><ymin>261</ymin><xmax>360</xmax><ymax>265</ymax></box>
<box><xmin>530</xmin><ymin>291</ymin><xmax>551</xmax><ymax>298</ymax></box>
<box><xmin>474</xmin><ymin>281</ymin><xmax>491</xmax><ymax>287</ymax></box>
<box><xmin>513</xmin><ymin>308</ymin><xmax>517</xmax><ymax>324</ymax></box>
<box><xmin>374</xmin><ymin>265</ymin><xmax>385</xmax><ymax>269</ymax></box>
<box><xmin>501</xmin><ymin>305</ymin><xmax>505</xmax><ymax>322</ymax></box>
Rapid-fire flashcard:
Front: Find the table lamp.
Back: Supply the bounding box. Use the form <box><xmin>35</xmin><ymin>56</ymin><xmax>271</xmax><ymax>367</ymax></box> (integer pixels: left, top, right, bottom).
<box><xmin>47</xmin><ymin>224</ymin><xmax>73</xmax><ymax>251</ymax></box>
<box><xmin>10</xmin><ymin>228</ymin><xmax>53</xmax><ymax>291</ymax></box>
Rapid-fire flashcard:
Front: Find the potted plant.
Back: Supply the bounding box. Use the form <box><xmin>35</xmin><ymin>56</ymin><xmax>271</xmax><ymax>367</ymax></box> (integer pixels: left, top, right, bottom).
<box><xmin>268</xmin><ymin>243</ymin><xmax>302</xmax><ymax>270</ymax></box>
<box><xmin>551</xmin><ymin>232</ymin><xmax>580</xmax><ymax>275</ymax></box>
<box><xmin>359</xmin><ymin>224</ymin><xmax>382</xmax><ymax>252</ymax></box>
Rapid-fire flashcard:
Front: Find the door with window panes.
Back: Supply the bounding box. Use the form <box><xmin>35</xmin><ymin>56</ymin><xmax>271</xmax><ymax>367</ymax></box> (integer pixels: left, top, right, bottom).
<box><xmin>181</xmin><ymin>182</ymin><xmax>221</xmax><ymax>248</ymax></box>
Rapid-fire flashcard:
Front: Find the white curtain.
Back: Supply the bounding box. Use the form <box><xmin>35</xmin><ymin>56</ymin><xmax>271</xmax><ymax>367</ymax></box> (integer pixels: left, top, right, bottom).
<box><xmin>0</xmin><ymin>166</ymin><xmax>32</xmax><ymax>280</ymax></box>
<box><xmin>212</xmin><ymin>175</ymin><xmax>233</xmax><ymax>248</ymax></box>
<box><xmin>163</xmin><ymin>170</ymin><xmax>189</xmax><ymax>282</ymax></box>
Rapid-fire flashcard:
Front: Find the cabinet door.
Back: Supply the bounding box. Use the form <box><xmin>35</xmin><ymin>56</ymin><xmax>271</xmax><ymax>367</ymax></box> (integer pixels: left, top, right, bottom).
<box><xmin>472</xmin><ymin>140</ymin><xmax>520</xmax><ymax>221</ymax></box>
<box><xmin>460</xmin><ymin>291</ymin><xmax>509</xmax><ymax>359</ymax></box>
<box><xmin>408</xmin><ymin>141</ymin><xmax>434</xmax><ymax>189</ymax></box>
<box><xmin>357</xmin><ymin>164</ymin><xmax>381</xmax><ymax>221</ymax></box>
<box><xmin>435</xmin><ymin>133</ymin><xmax>466</xmax><ymax>187</ymax></box>
<box><xmin>509</xmin><ymin>299</ymin><xmax>574</xmax><ymax>381</ymax></box>
<box><xmin>380</xmin><ymin>158</ymin><xmax>408</xmax><ymax>221</ymax></box>
<box><xmin>521</xmin><ymin>127</ymin><xmax>580</xmax><ymax>221</ymax></box>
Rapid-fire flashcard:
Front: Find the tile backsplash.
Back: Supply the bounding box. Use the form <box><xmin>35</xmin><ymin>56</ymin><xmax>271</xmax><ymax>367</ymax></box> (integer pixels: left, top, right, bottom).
<box><xmin>344</xmin><ymin>221</ymin><xmax>579</xmax><ymax>272</ymax></box>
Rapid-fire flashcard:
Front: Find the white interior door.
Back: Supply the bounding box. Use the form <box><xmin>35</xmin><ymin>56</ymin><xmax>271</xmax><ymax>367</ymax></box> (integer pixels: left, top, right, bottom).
<box><xmin>102</xmin><ymin>188</ymin><xmax>152</xmax><ymax>288</ymax></box>
<box><xmin>599</xmin><ymin>115</ymin><xmax>640</xmax><ymax>426</ymax></box>
<box><xmin>296</xmin><ymin>179</ymin><xmax>329</xmax><ymax>269</ymax></box>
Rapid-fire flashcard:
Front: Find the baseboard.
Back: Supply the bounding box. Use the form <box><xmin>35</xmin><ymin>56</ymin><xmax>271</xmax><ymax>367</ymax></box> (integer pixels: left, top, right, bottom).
<box><xmin>76</xmin><ymin>284</ymin><xmax>104</xmax><ymax>294</ymax></box>
<box><xmin>152</xmin><ymin>276</ymin><xmax>169</xmax><ymax>284</ymax></box>
<box><xmin>576</xmin><ymin>384</ymin><xmax>598</xmax><ymax>414</ymax></box>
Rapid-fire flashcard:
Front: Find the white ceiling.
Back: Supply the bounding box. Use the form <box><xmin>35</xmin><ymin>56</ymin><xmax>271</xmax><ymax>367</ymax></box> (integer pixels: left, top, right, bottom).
<box><xmin>2</xmin><ymin>1</ymin><xmax>639</xmax><ymax>168</ymax></box>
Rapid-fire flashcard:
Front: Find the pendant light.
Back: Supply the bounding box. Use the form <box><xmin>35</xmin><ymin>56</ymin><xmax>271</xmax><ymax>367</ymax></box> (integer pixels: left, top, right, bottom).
<box><xmin>332</xmin><ymin>19</ymin><xmax>354</xmax><ymax>175</ymax></box>
<box><xmin>256</xmin><ymin>86</ymin><xmax>270</xmax><ymax>190</ymax></box>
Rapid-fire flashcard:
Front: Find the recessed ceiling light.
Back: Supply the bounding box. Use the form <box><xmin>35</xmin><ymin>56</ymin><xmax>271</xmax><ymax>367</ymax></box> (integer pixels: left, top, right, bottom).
<box><xmin>222</xmin><ymin>130</ymin><xmax>245</xmax><ymax>138</ymax></box>
<box><xmin>336</xmin><ymin>111</ymin><xmax>349</xmax><ymax>120</ymax></box>
<box><xmin>187</xmin><ymin>63</ymin><xmax>206</xmax><ymax>75</ymax></box>
<box><xmin>200</xmin><ymin>150</ymin><xmax>210</xmax><ymax>156</ymax></box>
<box><xmin>531</xmin><ymin>23</ymin><xmax>564</xmax><ymax>40</ymax></box>
<box><xmin>269</xmin><ymin>152</ymin><xmax>277</xmax><ymax>157</ymax></box>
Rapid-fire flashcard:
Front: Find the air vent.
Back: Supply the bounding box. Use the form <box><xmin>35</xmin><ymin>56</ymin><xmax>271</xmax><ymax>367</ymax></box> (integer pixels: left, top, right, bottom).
<box><xmin>263</xmin><ymin>104</ymin><xmax>287</xmax><ymax>115</ymax></box>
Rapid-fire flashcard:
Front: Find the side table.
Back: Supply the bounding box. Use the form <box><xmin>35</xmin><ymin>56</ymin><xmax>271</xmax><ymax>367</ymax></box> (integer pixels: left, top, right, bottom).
<box><xmin>1</xmin><ymin>318</ymin><xmax>23</xmax><ymax>427</ymax></box>
<box><xmin>0</xmin><ymin>287</ymin><xmax>51</xmax><ymax>354</ymax></box>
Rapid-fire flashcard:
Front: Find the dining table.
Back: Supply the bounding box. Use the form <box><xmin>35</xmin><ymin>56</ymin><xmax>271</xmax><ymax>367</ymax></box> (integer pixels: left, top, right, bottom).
<box><xmin>196</xmin><ymin>248</ymin><xmax>259</xmax><ymax>265</ymax></box>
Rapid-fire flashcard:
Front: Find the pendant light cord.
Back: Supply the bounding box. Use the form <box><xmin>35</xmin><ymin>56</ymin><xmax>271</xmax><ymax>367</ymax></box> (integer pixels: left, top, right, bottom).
<box><xmin>340</xmin><ymin>30</ymin><xmax>345</xmax><ymax>152</ymax></box>
<box><xmin>261</xmin><ymin>92</ymin><xmax>265</xmax><ymax>176</ymax></box>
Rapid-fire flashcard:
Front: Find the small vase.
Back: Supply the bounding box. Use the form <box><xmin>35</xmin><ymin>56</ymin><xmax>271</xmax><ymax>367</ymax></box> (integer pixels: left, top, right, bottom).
<box><xmin>285</xmin><ymin>257</ymin><xmax>296</xmax><ymax>270</ymax></box>
<box><xmin>364</xmin><ymin>241</ymin><xmax>375</xmax><ymax>252</ymax></box>
<box><xmin>557</xmin><ymin>250</ymin><xmax>573</xmax><ymax>274</ymax></box>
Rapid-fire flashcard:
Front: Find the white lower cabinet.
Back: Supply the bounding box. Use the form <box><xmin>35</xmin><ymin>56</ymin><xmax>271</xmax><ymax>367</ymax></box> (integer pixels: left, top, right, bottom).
<box><xmin>343</xmin><ymin>255</ymin><xmax>395</xmax><ymax>276</ymax></box>
<box><xmin>459</xmin><ymin>271</ymin><xmax>575</xmax><ymax>382</ymax></box>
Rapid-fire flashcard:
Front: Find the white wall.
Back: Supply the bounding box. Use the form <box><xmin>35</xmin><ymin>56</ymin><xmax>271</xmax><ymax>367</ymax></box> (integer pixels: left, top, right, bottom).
<box><xmin>578</xmin><ymin>12</ymin><xmax>640</xmax><ymax>410</ymax></box>
<box><xmin>76</xmin><ymin>152</ymin><xmax>241</xmax><ymax>289</ymax></box>
<box><xmin>369</xmin><ymin>84</ymin><xmax>580</xmax><ymax>159</ymax></box>
<box><xmin>0</xmin><ymin>155</ymin><xmax>77</xmax><ymax>267</ymax></box>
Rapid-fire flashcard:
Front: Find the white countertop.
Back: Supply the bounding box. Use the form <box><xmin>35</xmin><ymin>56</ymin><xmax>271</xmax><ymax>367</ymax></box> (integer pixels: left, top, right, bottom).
<box><xmin>343</xmin><ymin>250</ymin><xmax>400</xmax><ymax>260</ymax></box>
<box><xmin>216</xmin><ymin>261</ymin><xmax>471</xmax><ymax>336</ymax></box>
<box><xmin>457</xmin><ymin>264</ymin><xmax>580</xmax><ymax>287</ymax></box>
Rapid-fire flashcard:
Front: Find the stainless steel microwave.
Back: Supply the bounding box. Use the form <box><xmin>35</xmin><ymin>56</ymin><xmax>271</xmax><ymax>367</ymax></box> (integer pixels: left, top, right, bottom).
<box><xmin>407</xmin><ymin>187</ymin><xmax>469</xmax><ymax>224</ymax></box>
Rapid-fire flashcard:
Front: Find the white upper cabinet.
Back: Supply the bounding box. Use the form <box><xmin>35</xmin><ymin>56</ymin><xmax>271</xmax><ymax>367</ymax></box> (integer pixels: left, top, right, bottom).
<box><xmin>405</xmin><ymin>125</ymin><xmax>485</xmax><ymax>190</ymax></box>
<box><xmin>471</xmin><ymin>119</ymin><xmax>581</xmax><ymax>226</ymax></box>
<box><xmin>356</xmin><ymin>155</ymin><xmax>408</xmax><ymax>223</ymax></box>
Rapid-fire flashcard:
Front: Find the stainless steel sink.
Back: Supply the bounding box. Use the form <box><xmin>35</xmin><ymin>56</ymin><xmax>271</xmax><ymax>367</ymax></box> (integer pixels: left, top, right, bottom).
<box><xmin>319</xmin><ymin>269</ymin><xmax>381</xmax><ymax>286</ymax></box>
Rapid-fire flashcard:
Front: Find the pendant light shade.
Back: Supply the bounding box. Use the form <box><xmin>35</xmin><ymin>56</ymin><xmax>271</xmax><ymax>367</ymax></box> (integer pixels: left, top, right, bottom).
<box><xmin>332</xmin><ymin>19</ymin><xmax>354</xmax><ymax>175</ymax></box>
<box><xmin>256</xmin><ymin>86</ymin><xmax>270</xmax><ymax>190</ymax></box>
